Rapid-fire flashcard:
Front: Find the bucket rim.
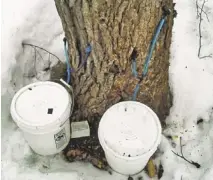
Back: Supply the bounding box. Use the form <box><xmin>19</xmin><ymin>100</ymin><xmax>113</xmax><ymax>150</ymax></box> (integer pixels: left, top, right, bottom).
<box><xmin>98</xmin><ymin>101</ymin><xmax>162</xmax><ymax>160</ymax></box>
<box><xmin>10</xmin><ymin>81</ymin><xmax>72</xmax><ymax>131</ymax></box>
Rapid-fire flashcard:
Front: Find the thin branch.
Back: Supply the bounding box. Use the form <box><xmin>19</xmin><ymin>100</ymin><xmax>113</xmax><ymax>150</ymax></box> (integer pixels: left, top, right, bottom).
<box><xmin>22</xmin><ymin>42</ymin><xmax>59</xmax><ymax>78</ymax></box>
<box><xmin>172</xmin><ymin>151</ymin><xmax>193</xmax><ymax>165</ymax></box>
<box><xmin>196</xmin><ymin>0</ymin><xmax>209</xmax><ymax>22</ymax></box>
<box><xmin>199</xmin><ymin>54</ymin><xmax>212</xmax><ymax>59</ymax></box>
<box><xmin>172</xmin><ymin>137</ymin><xmax>201</xmax><ymax>168</ymax></box>
<box><xmin>198</xmin><ymin>0</ymin><xmax>205</xmax><ymax>58</ymax></box>
<box><xmin>36</xmin><ymin>48</ymin><xmax>51</xmax><ymax>71</ymax></box>
<box><xmin>200</xmin><ymin>8</ymin><xmax>209</xmax><ymax>22</ymax></box>
<box><xmin>24</xmin><ymin>47</ymin><xmax>37</xmax><ymax>79</ymax></box>
<box><xmin>196</xmin><ymin>0</ymin><xmax>211</xmax><ymax>59</ymax></box>
<box><xmin>196</xmin><ymin>0</ymin><xmax>200</xmax><ymax>18</ymax></box>
<box><xmin>180</xmin><ymin>137</ymin><xmax>184</xmax><ymax>157</ymax></box>
<box><xmin>43</xmin><ymin>53</ymin><xmax>51</xmax><ymax>71</ymax></box>
<box><xmin>48</xmin><ymin>53</ymin><xmax>51</xmax><ymax>65</ymax></box>
<box><xmin>34</xmin><ymin>47</ymin><xmax>37</xmax><ymax>77</ymax></box>
<box><xmin>22</xmin><ymin>42</ymin><xmax>61</xmax><ymax>62</ymax></box>
<box><xmin>35</xmin><ymin>48</ymin><xmax>44</xmax><ymax>61</ymax></box>
<box><xmin>23</xmin><ymin>45</ymin><xmax>41</xmax><ymax>80</ymax></box>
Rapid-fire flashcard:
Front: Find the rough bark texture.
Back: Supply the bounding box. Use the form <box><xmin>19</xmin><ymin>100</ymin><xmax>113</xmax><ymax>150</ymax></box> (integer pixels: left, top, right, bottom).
<box><xmin>54</xmin><ymin>0</ymin><xmax>174</xmax><ymax>125</ymax></box>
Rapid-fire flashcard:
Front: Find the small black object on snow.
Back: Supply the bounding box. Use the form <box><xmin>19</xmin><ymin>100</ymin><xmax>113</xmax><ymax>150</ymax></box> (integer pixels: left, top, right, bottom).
<box><xmin>166</xmin><ymin>135</ymin><xmax>172</xmax><ymax>140</ymax></box>
<box><xmin>43</xmin><ymin>67</ymin><xmax>50</xmax><ymax>72</ymax></box>
<box><xmin>197</xmin><ymin>118</ymin><xmax>203</xmax><ymax>124</ymax></box>
<box><xmin>47</xmin><ymin>108</ymin><xmax>53</xmax><ymax>114</ymax></box>
<box><xmin>158</xmin><ymin>163</ymin><xmax>164</xmax><ymax>179</ymax></box>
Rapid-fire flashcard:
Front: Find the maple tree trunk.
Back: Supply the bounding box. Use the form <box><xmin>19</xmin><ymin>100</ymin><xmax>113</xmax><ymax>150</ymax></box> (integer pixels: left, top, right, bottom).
<box><xmin>54</xmin><ymin>0</ymin><xmax>174</xmax><ymax>125</ymax></box>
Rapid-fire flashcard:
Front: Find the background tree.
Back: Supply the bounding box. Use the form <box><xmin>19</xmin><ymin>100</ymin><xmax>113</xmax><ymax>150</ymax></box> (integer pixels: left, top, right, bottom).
<box><xmin>54</xmin><ymin>0</ymin><xmax>174</xmax><ymax>125</ymax></box>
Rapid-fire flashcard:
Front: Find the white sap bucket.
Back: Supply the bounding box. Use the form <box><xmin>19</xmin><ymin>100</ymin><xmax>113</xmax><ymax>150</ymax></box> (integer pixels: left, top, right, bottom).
<box><xmin>98</xmin><ymin>101</ymin><xmax>162</xmax><ymax>175</ymax></box>
<box><xmin>10</xmin><ymin>81</ymin><xmax>73</xmax><ymax>156</ymax></box>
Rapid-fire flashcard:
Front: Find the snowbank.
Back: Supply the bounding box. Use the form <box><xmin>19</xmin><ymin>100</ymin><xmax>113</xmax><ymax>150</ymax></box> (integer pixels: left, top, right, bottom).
<box><xmin>162</xmin><ymin>0</ymin><xmax>213</xmax><ymax>179</ymax></box>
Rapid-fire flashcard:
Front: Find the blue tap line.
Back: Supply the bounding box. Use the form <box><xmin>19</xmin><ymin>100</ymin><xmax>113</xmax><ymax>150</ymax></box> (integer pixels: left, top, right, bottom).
<box><xmin>132</xmin><ymin>16</ymin><xmax>166</xmax><ymax>101</ymax></box>
<box><xmin>64</xmin><ymin>41</ymin><xmax>71</xmax><ymax>84</ymax></box>
<box><xmin>78</xmin><ymin>44</ymin><xmax>92</xmax><ymax>70</ymax></box>
<box><xmin>142</xmin><ymin>17</ymin><xmax>166</xmax><ymax>77</ymax></box>
<box><xmin>132</xmin><ymin>83</ymin><xmax>140</xmax><ymax>101</ymax></box>
<box><xmin>132</xmin><ymin>59</ymin><xmax>138</xmax><ymax>77</ymax></box>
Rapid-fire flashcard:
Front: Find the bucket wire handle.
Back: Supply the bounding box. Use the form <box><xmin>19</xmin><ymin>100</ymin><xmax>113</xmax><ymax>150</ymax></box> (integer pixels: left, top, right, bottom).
<box><xmin>50</xmin><ymin>78</ymin><xmax>75</xmax><ymax>120</ymax></box>
<box><xmin>59</xmin><ymin>78</ymin><xmax>75</xmax><ymax>116</ymax></box>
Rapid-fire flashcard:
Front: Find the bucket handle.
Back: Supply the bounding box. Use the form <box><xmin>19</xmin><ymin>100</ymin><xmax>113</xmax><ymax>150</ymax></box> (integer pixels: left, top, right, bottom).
<box><xmin>51</xmin><ymin>78</ymin><xmax>74</xmax><ymax>126</ymax></box>
<box><xmin>59</xmin><ymin>78</ymin><xmax>74</xmax><ymax>115</ymax></box>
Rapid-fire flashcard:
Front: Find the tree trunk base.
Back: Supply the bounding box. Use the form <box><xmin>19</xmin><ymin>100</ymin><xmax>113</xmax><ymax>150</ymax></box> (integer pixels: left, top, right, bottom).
<box><xmin>54</xmin><ymin>0</ymin><xmax>174</xmax><ymax>126</ymax></box>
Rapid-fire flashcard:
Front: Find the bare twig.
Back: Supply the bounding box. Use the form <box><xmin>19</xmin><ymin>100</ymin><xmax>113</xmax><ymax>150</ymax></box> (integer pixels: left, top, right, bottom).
<box><xmin>42</xmin><ymin>53</ymin><xmax>51</xmax><ymax>71</ymax></box>
<box><xmin>200</xmin><ymin>54</ymin><xmax>212</xmax><ymax>59</ymax></box>
<box><xmin>196</xmin><ymin>0</ymin><xmax>211</xmax><ymax>59</ymax></box>
<box><xmin>34</xmin><ymin>47</ymin><xmax>37</xmax><ymax>77</ymax></box>
<box><xmin>22</xmin><ymin>42</ymin><xmax>62</xmax><ymax>79</ymax></box>
<box><xmin>23</xmin><ymin>47</ymin><xmax>37</xmax><ymax>79</ymax></box>
<box><xmin>22</xmin><ymin>42</ymin><xmax>61</xmax><ymax>62</ymax></box>
<box><xmin>171</xmin><ymin>151</ymin><xmax>192</xmax><ymax>165</ymax></box>
<box><xmin>196</xmin><ymin>0</ymin><xmax>199</xmax><ymax>17</ymax></box>
<box><xmin>35</xmin><ymin>48</ymin><xmax>44</xmax><ymax>61</ymax></box>
<box><xmin>200</xmin><ymin>8</ymin><xmax>209</xmax><ymax>22</ymax></box>
<box><xmin>48</xmin><ymin>53</ymin><xmax>51</xmax><ymax>65</ymax></box>
<box><xmin>172</xmin><ymin>137</ymin><xmax>201</xmax><ymax>168</ymax></box>
<box><xmin>180</xmin><ymin>138</ymin><xmax>184</xmax><ymax>157</ymax></box>
<box><xmin>198</xmin><ymin>0</ymin><xmax>205</xmax><ymax>58</ymax></box>
<box><xmin>196</xmin><ymin>0</ymin><xmax>210</xmax><ymax>21</ymax></box>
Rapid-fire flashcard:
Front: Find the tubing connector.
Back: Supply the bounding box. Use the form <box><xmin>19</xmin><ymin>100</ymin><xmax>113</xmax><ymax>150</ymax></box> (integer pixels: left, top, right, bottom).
<box><xmin>63</xmin><ymin>37</ymin><xmax>67</xmax><ymax>43</ymax></box>
<box><xmin>162</xmin><ymin>5</ymin><xmax>171</xmax><ymax>16</ymax></box>
<box><xmin>131</xmin><ymin>48</ymin><xmax>138</xmax><ymax>61</ymax></box>
<box><xmin>85</xmin><ymin>43</ymin><xmax>92</xmax><ymax>54</ymax></box>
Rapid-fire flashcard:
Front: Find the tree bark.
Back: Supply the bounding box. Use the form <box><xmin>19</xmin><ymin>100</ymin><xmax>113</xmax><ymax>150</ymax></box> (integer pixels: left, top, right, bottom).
<box><xmin>54</xmin><ymin>0</ymin><xmax>174</xmax><ymax>125</ymax></box>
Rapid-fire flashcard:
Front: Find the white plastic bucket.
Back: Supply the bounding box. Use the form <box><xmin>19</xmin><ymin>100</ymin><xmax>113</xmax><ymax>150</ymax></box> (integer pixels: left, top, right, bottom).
<box><xmin>98</xmin><ymin>101</ymin><xmax>162</xmax><ymax>175</ymax></box>
<box><xmin>10</xmin><ymin>81</ymin><xmax>73</xmax><ymax>156</ymax></box>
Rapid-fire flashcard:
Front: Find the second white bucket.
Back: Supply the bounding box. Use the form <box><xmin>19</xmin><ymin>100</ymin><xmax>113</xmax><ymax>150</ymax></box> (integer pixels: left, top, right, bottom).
<box><xmin>98</xmin><ymin>101</ymin><xmax>162</xmax><ymax>175</ymax></box>
<box><xmin>10</xmin><ymin>81</ymin><xmax>73</xmax><ymax>156</ymax></box>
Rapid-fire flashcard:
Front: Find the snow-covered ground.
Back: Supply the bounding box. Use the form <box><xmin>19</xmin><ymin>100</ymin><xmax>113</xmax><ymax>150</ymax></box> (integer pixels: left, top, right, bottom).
<box><xmin>1</xmin><ymin>0</ymin><xmax>213</xmax><ymax>179</ymax></box>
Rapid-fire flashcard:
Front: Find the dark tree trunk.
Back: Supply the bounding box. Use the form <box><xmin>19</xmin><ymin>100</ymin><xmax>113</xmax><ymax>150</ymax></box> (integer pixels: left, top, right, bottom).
<box><xmin>54</xmin><ymin>0</ymin><xmax>174</xmax><ymax>125</ymax></box>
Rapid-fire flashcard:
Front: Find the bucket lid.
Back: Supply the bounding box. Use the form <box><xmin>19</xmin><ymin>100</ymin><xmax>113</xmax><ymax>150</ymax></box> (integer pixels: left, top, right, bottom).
<box><xmin>99</xmin><ymin>101</ymin><xmax>161</xmax><ymax>158</ymax></box>
<box><xmin>10</xmin><ymin>81</ymin><xmax>71</xmax><ymax>130</ymax></box>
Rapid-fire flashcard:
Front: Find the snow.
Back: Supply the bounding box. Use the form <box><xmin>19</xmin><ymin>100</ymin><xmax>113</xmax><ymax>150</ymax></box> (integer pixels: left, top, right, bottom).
<box><xmin>1</xmin><ymin>0</ymin><xmax>213</xmax><ymax>180</ymax></box>
<box><xmin>162</xmin><ymin>0</ymin><xmax>213</xmax><ymax>179</ymax></box>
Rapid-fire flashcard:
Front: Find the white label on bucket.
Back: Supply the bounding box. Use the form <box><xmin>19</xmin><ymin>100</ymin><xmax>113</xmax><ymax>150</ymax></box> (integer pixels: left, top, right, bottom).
<box><xmin>54</xmin><ymin>128</ymin><xmax>67</xmax><ymax>149</ymax></box>
<box><xmin>71</xmin><ymin>121</ymin><xmax>90</xmax><ymax>138</ymax></box>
